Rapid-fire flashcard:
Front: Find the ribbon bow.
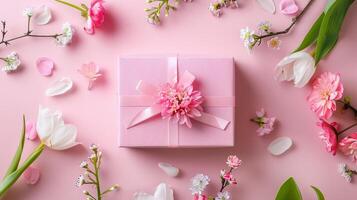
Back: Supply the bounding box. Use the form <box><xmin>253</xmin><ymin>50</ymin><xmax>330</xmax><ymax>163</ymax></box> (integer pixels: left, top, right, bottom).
<box><xmin>123</xmin><ymin>57</ymin><xmax>232</xmax><ymax>131</ymax></box>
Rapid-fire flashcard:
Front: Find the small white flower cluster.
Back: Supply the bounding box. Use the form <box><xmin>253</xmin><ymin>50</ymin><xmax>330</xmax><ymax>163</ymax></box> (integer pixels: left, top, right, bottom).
<box><xmin>209</xmin><ymin>0</ymin><xmax>239</xmax><ymax>17</ymax></box>
<box><xmin>216</xmin><ymin>191</ymin><xmax>231</xmax><ymax>200</ymax></box>
<box><xmin>240</xmin><ymin>27</ymin><xmax>256</xmax><ymax>50</ymax></box>
<box><xmin>1</xmin><ymin>52</ymin><xmax>21</xmax><ymax>73</ymax></box>
<box><xmin>23</xmin><ymin>7</ymin><xmax>34</xmax><ymax>17</ymax></box>
<box><xmin>56</xmin><ymin>22</ymin><xmax>74</xmax><ymax>47</ymax></box>
<box><xmin>190</xmin><ymin>174</ymin><xmax>210</xmax><ymax>195</ymax></box>
<box><xmin>338</xmin><ymin>163</ymin><xmax>355</xmax><ymax>183</ymax></box>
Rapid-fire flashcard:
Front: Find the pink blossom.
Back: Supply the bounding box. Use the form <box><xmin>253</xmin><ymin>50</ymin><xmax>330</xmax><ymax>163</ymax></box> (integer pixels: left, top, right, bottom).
<box><xmin>78</xmin><ymin>62</ymin><xmax>102</xmax><ymax>90</ymax></box>
<box><xmin>226</xmin><ymin>155</ymin><xmax>242</xmax><ymax>169</ymax></box>
<box><xmin>339</xmin><ymin>133</ymin><xmax>357</xmax><ymax>163</ymax></box>
<box><xmin>317</xmin><ymin>120</ymin><xmax>339</xmax><ymax>155</ymax></box>
<box><xmin>158</xmin><ymin>83</ymin><xmax>203</xmax><ymax>128</ymax></box>
<box><xmin>84</xmin><ymin>0</ymin><xmax>105</xmax><ymax>34</ymax></box>
<box><xmin>252</xmin><ymin>108</ymin><xmax>276</xmax><ymax>136</ymax></box>
<box><xmin>193</xmin><ymin>194</ymin><xmax>207</xmax><ymax>200</ymax></box>
<box><xmin>308</xmin><ymin>72</ymin><xmax>344</xmax><ymax>119</ymax></box>
<box><xmin>220</xmin><ymin>170</ymin><xmax>237</xmax><ymax>184</ymax></box>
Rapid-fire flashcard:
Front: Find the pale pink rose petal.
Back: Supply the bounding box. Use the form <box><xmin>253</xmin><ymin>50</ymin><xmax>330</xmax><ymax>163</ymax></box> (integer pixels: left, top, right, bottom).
<box><xmin>279</xmin><ymin>0</ymin><xmax>299</xmax><ymax>15</ymax></box>
<box><xmin>36</xmin><ymin>57</ymin><xmax>54</xmax><ymax>76</ymax></box>
<box><xmin>23</xmin><ymin>166</ymin><xmax>41</xmax><ymax>185</ymax></box>
<box><xmin>26</xmin><ymin>121</ymin><xmax>38</xmax><ymax>141</ymax></box>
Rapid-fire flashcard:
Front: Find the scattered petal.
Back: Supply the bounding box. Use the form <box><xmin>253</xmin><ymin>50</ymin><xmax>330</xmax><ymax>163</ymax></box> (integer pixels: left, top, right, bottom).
<box><xmin>34</xmin><ymin>5</ymin><xmax>52</xmax><ymax>25</ymax></box>
<box><xmin>279</xmin><ymin>0</ymin><xmax>299</xmax><ymax>15</ymax></box>
<box><xmin>256</xmin><ymin>0</ymin><xmax>276</xmax><ymax>14</ymax></box>
<box><xmin>158</xmin><ymin>162</ymin><xmax>179</xmax><ymax>177</ymax></box>
<box><xmin>268</xmin><ymin>136</ymin><xmax>293</xmax><ymax>156</ymax></box>
<box><xmin>36</xmin><ymin>57</ymin><xmax>54</xmax><ymax>76</ymax></box>
<box><xmin>26</xmin><ymin>121</ymin><xmax>37</xmax><ymax>140</ymax></box>
<box><xmin>45</xmin><ymin>77</ymin><xmax>73</xmax><ymax>97</ymax></box>
<box><xmin>23</xmin><ymin>166</ymin><xmax>41</xmax><ymax>185</ymax></box>
<box><xmin>78</xmin><ymin>62</ymin><xmax>102</xmax><ymax>90</ymax></box>
<box><xmin>134</xmin><ymin>183</ymin><xmax>174</xmax><ymax>200</ymax></box>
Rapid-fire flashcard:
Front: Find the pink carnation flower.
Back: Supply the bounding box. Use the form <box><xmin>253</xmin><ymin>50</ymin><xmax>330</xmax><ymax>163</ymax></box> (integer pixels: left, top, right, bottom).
<box><xmin>158</xmin><ymin>83</ymin><xmax>203</xmax><ymax>128</ymax></box>
<box><xmin>226</xmin><ymin>155</ymin><xmax>242</xmax><ymax>169</ymax></box>
<box><xmin>317</xmin><ymin>120</ymin><xmax>339</xmax><ymax>155</ymax></box>
<box><xmin>339</xmin><ymin>133</ymin><xmax>357</xmax><ymax>163</ymax></box>
<box><xmin>85</xmin><ymin>0</ymin><xmax>105</xmax><ymax>34</ymax></box>
<box><xmin>308</xmin><ymin>72</ymin><xmax>344</xmax><ymax>119</ymax></box>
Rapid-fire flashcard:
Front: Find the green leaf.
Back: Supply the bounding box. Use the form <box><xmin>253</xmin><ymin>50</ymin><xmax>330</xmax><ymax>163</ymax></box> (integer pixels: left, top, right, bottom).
<box><xmin>275</xmin><ymin>177</ymin><xmax>302</xmax><ymax>200</ymax></box>
<box><xmin>293</xmin><ymin>13</ymin><xmax>325</xmax><ymax>53</ymax></box>
<box><xmin>311</xmin><ymin>186</ymin><xmax>325</xmax><ymax>200</ymax></box>
<box><xmin>324</xmin><ymin>0</ymin><xmax>336</xmax><ymax>13</ymax></box>
<box><xmin>314</xmin><ymin>0</ymin><xmax>354</xmax><ymax>64</ymax></box>
<box><xmin>2</xmin><ymin>116</ymin><xmax>26</xmax><ymax>180</ymax></box>
<box><xmin>0</xmin><ymin>143</ymin><xmax>45</xmax><ymax>197</ymax></box>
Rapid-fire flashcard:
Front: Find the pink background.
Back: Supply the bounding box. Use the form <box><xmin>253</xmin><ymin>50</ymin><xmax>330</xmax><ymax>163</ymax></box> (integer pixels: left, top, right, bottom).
<box><xmin>0</xmin><ymin>0</ymin><xmax>357</xmax><ymax>199</ymax></box>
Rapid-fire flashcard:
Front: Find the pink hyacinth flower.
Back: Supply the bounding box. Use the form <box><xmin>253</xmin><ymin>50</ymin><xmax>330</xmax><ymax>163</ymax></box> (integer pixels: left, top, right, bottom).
<box><xmin>308</xmin><ymin>72</ymin><xmax>344</xmax><ymax>119</ymax></box>
<box><xmin>317</xmin><ymin>120</ymin><xmax>339</xmax><ymax>155</ymax></box>
<box><xmin>339</xmin><ymin>133</ymin><xmax>357</xmax><ymax>163</ymax></box>
<box><xmin>158</xmin><ymin>82</ymin><xmax>203</xmax><ymax>128</ymax></box>
<box><xmin>78</xmin><ymin>62</ymin><xmax>102</xmax><ymax>90</ymax></box>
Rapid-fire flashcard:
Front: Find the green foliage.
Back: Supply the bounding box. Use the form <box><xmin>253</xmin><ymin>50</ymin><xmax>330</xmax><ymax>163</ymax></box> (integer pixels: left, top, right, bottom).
<box><xmin>275</xmin><ymin>178</ymin><xmax>325</xmax><ymax>200</ymax></box>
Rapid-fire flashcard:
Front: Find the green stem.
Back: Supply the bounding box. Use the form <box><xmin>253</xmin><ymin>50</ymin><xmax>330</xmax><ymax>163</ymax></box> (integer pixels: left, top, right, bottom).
<box><xmin>0</xmin><ymin>143</ymin><xmax>45</xmax><ymax>197</ymax></box>
<box><xmin>54</xmin><ymin>0</ymin><xmax>86</xmax><ymax>13</ymax></box>
<box><xmin>94</xmin><ymin>152</ymin><xmax>102</xmax><ymax>200</ymax></box>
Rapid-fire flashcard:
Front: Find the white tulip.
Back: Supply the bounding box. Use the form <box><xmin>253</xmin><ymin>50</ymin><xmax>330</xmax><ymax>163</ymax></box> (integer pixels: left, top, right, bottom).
<box><xmin>274</xmin><ymin>51</ymin><xmax>316</xmax><ymax>88</ymax></box>
<box><xmin>36</xmin><ymin>105</ymin><xmax>79</xmax><ymax>150</ymax></box>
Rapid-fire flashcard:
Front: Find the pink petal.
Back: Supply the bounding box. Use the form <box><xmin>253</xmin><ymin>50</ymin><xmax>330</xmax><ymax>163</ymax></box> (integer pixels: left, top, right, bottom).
<box><xmin>23</xmin><ymin>166</ymin><xmax>41</xmax><ymax>185</ymax></box>
<box><xmin>26</xmin><ymin>121</ymin><xmax>38</xmax><ymax>141</ymax></box>
<box><xmin>36</xmin><ymin>57</ymin><xmax>54</xmax><ymax>76</ymax></box>
<box><xmin>84</xmin><ymin>18</ymin><xmax>95</xmax><ymax>35</ymax></box>
<box><xmin>279</xmin><ymin>0</ymin><xmax>299</xmax><ymax>15</ymax></box>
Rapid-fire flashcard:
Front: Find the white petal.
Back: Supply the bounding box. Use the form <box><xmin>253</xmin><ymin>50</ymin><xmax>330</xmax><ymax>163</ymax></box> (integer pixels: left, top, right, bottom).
<box><xmin>274</xmin><ymin>63</ymin><xmax>294</xmax><ymax>82</ymax></box>
<box><xmin>36</xmin><ymin>105</ymin><xmax>55</xmax><ymax>140</ymax></box>
<box><xmin>268</xmin><ymin>137</ymin><xmax>293</xmax><ymax>156</ymax></box>
<box><xmin>133</xmin><ymin>193</ymin><xmax>155</xmax><ymax>200</ymax></box>
<box><xmin>293</xmin><ymin>54</ymin><xmax>315</xmax><ymax>88</ymax></box>
<box><xmin>34</xmin><ymin>5</ymin><xmax>52</xmax><ymax>25</ymax></box>
<box><xmin>48</xmin><ymin>124</ymin><xmax>78</xmax><ymax>150</ymax></box>
<box><xmin>45</xmin><ymin>77</ymin><xmax>73</xmax><ymax>97</ymax></box>
<box><xmin>256</xmin><ymin>0</ymin><xmax>276</xmax><ymax>14</ymax></box>
<box><xmin>154</xmin><ymin>183</ymin><xmax>174</xmax><ymax>200</ymax></box>
<box><xmin>158</xmin><ymin>162</ymin><xmax>179</xmax><ymax>177</ymax></box>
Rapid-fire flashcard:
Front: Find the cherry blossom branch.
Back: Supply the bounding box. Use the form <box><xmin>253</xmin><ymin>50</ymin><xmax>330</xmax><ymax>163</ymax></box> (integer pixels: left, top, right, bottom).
<box><xmin>338</xmin><ymin>99</ymin><xmax>357</xmax><ymax>117</ymax></box>
<box><xmin>0</xmin><ymin>16</ymin><xmax>61</xmax><ymax>47</ymax></box>
<box><xmin>256</xmin><ymin>0</ymin><xmax>315</xmax><ymax>40</ymax></box>
<box><xmin>338</xmin><ymin>122</ymin><xmax>357</xmax><ymax>135</ymax></box>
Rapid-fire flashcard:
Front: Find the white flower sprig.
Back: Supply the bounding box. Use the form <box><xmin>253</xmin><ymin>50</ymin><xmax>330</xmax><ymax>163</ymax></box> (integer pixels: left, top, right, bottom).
<box><xmin>0</xmin><ymin>52</ymin><xmax>21</xmax><ymax>73</ymax></box>
<box><xmin>338</xmin><ymin>163</ymin><xmax>357</xmax><ymax>183</ymax></box>
<box><xmin>145</xmin><ymin>0</ymin><xmax>193</xmax><ymax>25</ymax></box>
<box><xmin>76</xmin><ymin>144</ymin><xmax>119</xmax><ymax>200</ymax></box>
<box><xmin>0</xmin><ymin>9</ymin><xmax>74</xmax><ymax>47</ymax></box>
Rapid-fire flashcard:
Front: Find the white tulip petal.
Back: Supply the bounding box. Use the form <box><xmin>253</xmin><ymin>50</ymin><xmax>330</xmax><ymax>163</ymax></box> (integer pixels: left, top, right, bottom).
<box><xmin>158</xmin><ymin>162</ymin><xmax>179</xmax><ymax>177</ymax></box>
<box><xmin>293</xmin><ymin>53</ymin><xmax>315</xmax><ymax>88</ymax></box>
<box><xmin>48</xmin><ymin>124</ymin><xmax>78</xmax><ymax>150</ymax></box>
<box><xmin>256</xmin><ymin>0</ymin><xmax>276</xmax><ymax>14</ymax></box>
<box><xmin>45</xmin><ymin>77</ymin><xmax>73</xmax><ymax>97</ymax></box>
<box><xmin>36</xmin><ymin>106</ymin><xmax>55</xmax><ymax>140</ymax></box>
<box><xmin>134</xmin><ymin>183</ymin><xmax>174</xmax><ymax>200</ymax></box>
<box><xmin>34</xmin><ymin>5</ymin><xmax>52</xmax><ymax>25</ymax></box>
<box><xmin>268</xmin><ymin>136</ymin><xmax>293</xmax><ymax>156</ymax></box>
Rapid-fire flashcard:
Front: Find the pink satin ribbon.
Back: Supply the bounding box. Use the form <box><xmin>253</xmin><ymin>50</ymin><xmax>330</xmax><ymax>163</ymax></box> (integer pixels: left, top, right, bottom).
<box><xmin>121</xmin><ymin>57</ymin><xmax>234</xmax><ymax>146</ymax></box>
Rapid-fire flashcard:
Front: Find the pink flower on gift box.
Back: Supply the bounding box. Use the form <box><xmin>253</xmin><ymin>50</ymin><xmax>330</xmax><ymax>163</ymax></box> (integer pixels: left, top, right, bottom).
<box><xmin>226</xmin><ymin>155</ymin><xmax>242</xmax><ymax>169</ymax></box>
<box><xmin>85</xmin><ymin>0</ymin><xmax>105</xmax><ymax>34</ymax></box>
<box><xmin>339</xmin><ymin>133</ymin><xmax>357</xmax><ymax>163</ymax></box>
<box><xmin>317</xmin><ymin>120</ymin><xmax>339</xmax><ymax>155</ymax></box>
<box><xmin>308</xmin><ymin>72</ymin><xmax>344</xmax><ymax>119</ymax></box>
<box><xmin>251</xmin><ymin>108</ymin><xmax>276</xmax><ymax>136</ymax></box>
<box><xmin>158</xmin><ymin>83</ymin><xmax>203</xmax><ymax>128</ymax></box>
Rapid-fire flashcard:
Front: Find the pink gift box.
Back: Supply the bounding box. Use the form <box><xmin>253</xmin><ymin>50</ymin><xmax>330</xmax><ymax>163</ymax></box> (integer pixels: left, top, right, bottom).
<box><xmin>118</xmin><ymin>55</ymin><xmax>235</xmax><ymax>147</ymax></box>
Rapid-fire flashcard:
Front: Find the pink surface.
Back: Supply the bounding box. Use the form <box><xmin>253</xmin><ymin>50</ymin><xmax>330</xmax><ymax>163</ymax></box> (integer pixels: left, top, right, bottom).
<box><xmin>0</xmin><ymin>0</ymin><xmax>357</xmax><ymax>199</ymax></box>
<box><xmin>118</xmin><ymin>56</ymin><xmax>235</xmax><ymax>147</ymax></box>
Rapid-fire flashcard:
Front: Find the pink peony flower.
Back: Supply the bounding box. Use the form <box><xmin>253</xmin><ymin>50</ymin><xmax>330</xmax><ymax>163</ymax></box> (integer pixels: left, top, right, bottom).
<box><xmin>252</xmin><ymin>108</ymin><xmax>276</xmax><ymax>136</ymax></box>
<box><xmin>193</xmin><ymin>194</ymin><xmax>207</xmax><ymax>200</ymax></box>
<box><xmin>317</xmin><ymin>120</ymin><xmax>339</xmax><ymax>155</ymax></box>
<box><xmin>157</xmin><ymin>83</ymin><xmax>203</xmax><ymax>128</ymax></box>
<box><xmin>339</xmin><ymin>133</ymin><xmax>357</xmax><ymax>163</ymax></box>
<box><xmin>84</xmin><ymin>0</ymin><xmax>105</xmax><ymax>34</ymax></box>
<box><xmin>78</xmin><ymin>62</ymin><xmax>102</xmax><ymax>90</ymax></box>
<box><xmin>226</xmin><ymin>155</ymin><xmax>242</xmax><ymax>169</ymax></box>
<box><xmin>308</xmin><ymin>72</ymin><xmax>344</xmax><ymax>119</ymax></box>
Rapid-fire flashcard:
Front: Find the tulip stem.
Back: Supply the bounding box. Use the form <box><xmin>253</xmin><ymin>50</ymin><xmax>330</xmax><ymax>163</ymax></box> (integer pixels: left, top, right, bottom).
<box><xmin>256</xmin><ymin>0</ymin><xmax>315</xmax><ymax>40</ymax></box>
<box><xmin>54</xmin><ymin>0</ymin><xmax>86</xmax><ymax>13</ymax></box>
<box><xmin>0</xmin><ymin>17</ymin><xmax>61</xmax><ymax>47</ymax></box>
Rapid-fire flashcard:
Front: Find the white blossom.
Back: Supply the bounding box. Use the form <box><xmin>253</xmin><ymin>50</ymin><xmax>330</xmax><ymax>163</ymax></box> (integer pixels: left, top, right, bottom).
<box><xmin>190</xmin><ymin>174</ymin><xmax>210</xmax><ymax>195</ymax></box>
<box><xmin>1</xmin><ymin>52</ymin><xmax>21</xmax><ymax>73</ymax></box>
<box><xmin>216</xmin><ymin>191</ymin><xmax>231</xmax><ymax>200</ymax></box>
<box><xmin>56</xmin><ymin>22</ymin><xmax>74</xmax><ymax>46</ymax></box>
<box><xmin>23</xmin><ymin>7</ymin><xmax>33</xmax><ymax>17</ymax></box>
<box><xmin>240</xmin><ymin>27</ymin><xmax>256</xmax><ymax>50</ymax></box>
